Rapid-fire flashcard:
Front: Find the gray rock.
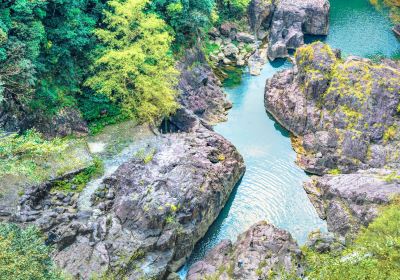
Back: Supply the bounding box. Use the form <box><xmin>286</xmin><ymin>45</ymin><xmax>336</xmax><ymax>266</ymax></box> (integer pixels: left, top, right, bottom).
<box><xmin>248</xmin><ymin>0</ymin><xmax>275</xmax><ymax>39</ymax></box>
<box><xmin>265</xmin><ymin>42</ymin><xmax>400</xmax><ymax>174</ymax></box>
<box><xmin>304</xmin><ymin>169</ymin><xmax>400</xmax><ymax>237</ymax></box>
<box><xmin>52</xmin><ymin>127</ymin><xmax>245</xmax><ymax>279</ymax></box>
<box><xmin>267</xmin><ymin>0</ymin><xmax>330</xmax><ymax>60</ymax></box>
<box><xmin>175</xmin><ymin>48</ymin><xmax>231</xmax><ymax>125</ymax></box>
<box><xmin>187</xmin><ymin>221</ymin><xmax>304</xmax><ymax>280</ymax></box>
<box><xmin>235</xmin><ymin>32</ymin><xmax>256</xmax><ymax>44</ymax></box>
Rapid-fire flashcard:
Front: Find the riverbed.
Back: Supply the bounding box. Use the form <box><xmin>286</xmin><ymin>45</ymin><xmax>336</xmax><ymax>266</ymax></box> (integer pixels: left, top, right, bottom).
<box><xmin>178</xmin><ymin>0</ymin><xmax>399</xmax><ymax>277</ymax></box>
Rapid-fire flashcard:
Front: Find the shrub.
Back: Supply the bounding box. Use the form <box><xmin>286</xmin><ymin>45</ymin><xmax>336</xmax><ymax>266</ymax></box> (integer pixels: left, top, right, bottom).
<box><xmin>304</xmin><ymin>199</ymin><xmax>400</xmax><ymax>280</ymax></box>
<box><xmin>0</xmin><ymin>223</ymin><xmax>63</xmax><ymax>280</ymax></box>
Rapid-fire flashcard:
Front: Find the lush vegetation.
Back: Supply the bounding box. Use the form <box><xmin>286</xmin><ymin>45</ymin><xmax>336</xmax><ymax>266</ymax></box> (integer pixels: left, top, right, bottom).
<box><xmin>0</xmin><ymin>0</ymin><xmax>252</xmax><ymax>133</ymax></box>
<box><xmin>0</xmin><ymin>223</ymin><xmax>63</xmax><ymax>280</ymax></box>
<box><xmin>304</xmin><ymin>199</ymin><xmax>400</xmax><ymax>280</ymax></box>
<box><xmin>0</xmin><ymin>129</ymin><xmax>91</xmax><ymax>185</ymax></box>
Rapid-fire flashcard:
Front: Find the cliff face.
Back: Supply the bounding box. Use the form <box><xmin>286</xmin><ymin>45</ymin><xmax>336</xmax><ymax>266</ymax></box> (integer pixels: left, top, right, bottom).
<box><xmin>264</xmin><ymin>42</ymin><xmax>400</xmax><ymax>239</ymax></box>
<box><xmin>248</xmin><ymin>0</ymin><xmax>330</xmax><ymax>60</ymax></box>
<box><xmin>265</xmin><ymin>42</ymin><xmax>400</xmax><ymax>175</ymax></box>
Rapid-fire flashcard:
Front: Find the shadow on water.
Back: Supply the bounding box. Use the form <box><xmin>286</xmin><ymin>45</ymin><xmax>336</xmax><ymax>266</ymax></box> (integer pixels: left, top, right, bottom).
<box><xmin>179</xmin><ymin>176</ymin><xmax>244</xmax><ymax>273</ymax></box>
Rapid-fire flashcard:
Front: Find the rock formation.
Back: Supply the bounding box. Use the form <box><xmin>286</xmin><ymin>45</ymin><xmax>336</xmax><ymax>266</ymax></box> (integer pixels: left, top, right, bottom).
<box><xmin>304</xmin><ymin>169</ymin><xmax>400</xmax><ymax>238</ymax></box>
<box><xmin>187</xmin><ymin>221</ymin><xmax>305</xmax><ymax>280</ymax></box>
<box><xmin>1</xmin><ymin>53</ymin><xmax>246</xmax><ymax>279</ymax></box>
<box><xmin>248</xmin><ymin>0</ymin><xmax>330</xmax><ymax>60</ymax></box>
<box><xmin>176</xmin><ymin>49</ymin><xmax>232</xmax><ymax>126</ymax></box>
<box><xmin>265</xmin><ymin>42</ymin><xmax>400</xmax><ymax>175</ymax></box>
<box><xmin>10</xmin><ymin>126</ymin><xmax>245</xmax><ymax>279</ymax></box>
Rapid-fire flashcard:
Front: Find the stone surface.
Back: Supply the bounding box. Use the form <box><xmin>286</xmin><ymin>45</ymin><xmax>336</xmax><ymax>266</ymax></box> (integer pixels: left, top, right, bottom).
<box><xmin>187</xmin><ymin>221</ymin><xmax>305</xmax><ymax>280</ymax></box>
<box><xmin>267</xmin><ymin>0</ymin><xmax>330</xmax><ymax>60</ymax></box>
<box><xmin>8</xmin><ymin>126</ymin><xmax>245</xmax><ymax>280</ymax></box>
<box><xmin>248</xmin><ymin>0</ymin><xmax>275</xmax><ymax>39</ymax></box>
<box><xmin>176</xmin><ymin>48</ymin><xmax>231</xmax><ymax>125</ymax></box>
<box><xmin>265</xmin><ymin>42</ymin><xmax>400</xmax><ymax>174</ymax></box>
<box><xmin>304</xmin><ymin>169</ymin><xmax>400</xmax><ymax>237</ymax></box>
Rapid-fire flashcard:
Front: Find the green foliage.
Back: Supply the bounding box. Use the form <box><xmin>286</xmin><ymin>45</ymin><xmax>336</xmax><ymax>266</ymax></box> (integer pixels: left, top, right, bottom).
<box><xmin>77</xmin><ymin>91</ymin><xmax>128</xmax><ymax>135</ymax></box>
<box><xmin>0</xmin><ymin>0</ymin><xmax>106</xmax><ymax>119</ymax></box>
<box><xmin>0</xmin><ymin>223</ymin><xmax>63</xmax><ymax>280</ymax></box>
<box><xmin>304</xmin><ymin>199</ymin><xmax>400</xmax><ymax>280</ymax></box>
<box><xmin>0</xmin><ymin>129</ymin><xmax>68</xmax><ymax>180</ymax></box>
<box><xmin>216</xmin><ymin>0</ymin><xmax>251</xmax><ymax>20</ymax></box>
<box><xmin>85</xmin><ymin>0</ymin><xmax>179</xmax><ymax>124</ymax></box>
<box><xmin>52</xmin><ymin>157</ymin><xmax>104</xmax><ymax>193</ymax></box>
<box><xmin>0</xmin><ymin>129</ymin><xmax>90</xmax><ymax>186</ymax></box>
<box><xmin>149</xmin><ymin>0</ymin><xmax>215</xmax><ymax>44</ymax></box>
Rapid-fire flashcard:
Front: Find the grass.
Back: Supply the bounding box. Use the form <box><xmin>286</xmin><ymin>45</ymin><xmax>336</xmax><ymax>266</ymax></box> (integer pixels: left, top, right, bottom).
<box><xmin>0</xmin><ymin>129</ymin><xmax>90</xmax><ymax>184</ymax></box>
<box><xmin>304</xmin><ymin>198</ymin><xmax>400</xmax><ymax>280</ymax></box>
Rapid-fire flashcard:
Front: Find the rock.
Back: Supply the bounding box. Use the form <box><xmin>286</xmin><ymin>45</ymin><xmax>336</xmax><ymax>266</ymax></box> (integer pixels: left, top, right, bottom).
<box><xmin>304</xmin><ymin>169</ymin><xmax>400</xmax><ymax>237</ymax></box>
<box><xmin>38</xmin><ymin>108</ymin><xmax>88</xmax><ymax>138</ymax></box>
<box><xmin>235</xmin><ymin>32</ymin><xmax>256</xmax><ymax>44</ymax></box>
<box><xmin>265</xmin><ymin>42</ymin><xmax>400</xmax><ymax>174</ymax></box>
<box><xmin>220</xmin><ymin>22</ymin><xmax>238</xmax><ymax>38</ymax></box>
<box><xmin>248</xmin><ymin>45</ymin><xmax>268</xmax><ymax>75</ymax></box>
<box><xmin>306</xmin><ymin>231</ymin><xmax>345</xmax><ymax>253</ymax></box>
<box><xmin>208</xmin><ymin>27</ymin><xmax>221</xmax><ymax>38</ymax></box>
<box><xmin>248</xmin><ymin>0</ymin><xmax>276</xmax><ymax>39</ymax></box>
<box><xmin>176</xmin><ymin>48</ymin><xmax>230</xmax><ymax>125</ymax></box>
<box><xmin>51</xmin><ymin>126</ymin><xmax>245</xmax><ymax>279</ymax></box>
<box><xmin>223</xmin><ymin>43</ymin><xmax>240</xmax><ymax>59</ymax></box>
<box><xmin>187</xmin><ymin>221</ymin><xmax>304</xmax><ymax>280</ymax></box>
<box><xmin>267</xmin><ymin>0</ymin><xmax>330</xmax><ymax>60</ymax></box>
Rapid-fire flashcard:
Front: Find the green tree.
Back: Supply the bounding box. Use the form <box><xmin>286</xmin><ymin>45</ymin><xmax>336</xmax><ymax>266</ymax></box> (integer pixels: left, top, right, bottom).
<box><xmin>149</xmin><ymin>0</ymin><xmax>215</xmax><ymax>44</ymax></box>
<box><xmin>216</xmin><ymin>0</ymin><xmax>250</xmax><ymax>19</ymax></box>
<box><xmin>86</xmin><ymin>0</ymin><xmax>179</xmax><ymax>123</ymax></box>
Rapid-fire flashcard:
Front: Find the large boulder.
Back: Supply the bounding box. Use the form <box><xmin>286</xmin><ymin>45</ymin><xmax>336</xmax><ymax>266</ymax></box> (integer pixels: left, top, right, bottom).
<box><xmin>265</xmin><ymin>42</ymin><xmax>400</xmax><ymax>174</ymax></box>
<box><xmin>304</xmin><ymin>169</ymin><xmax>400</xmax><ymax>237</ymax></box>
<box><xmin>267</xmin><ymin>0</ymin><xmax>330</xmax><ymax>60</ymax></box>
<box><xmin>11</xmin><ymin>126</ymin><xmax>245</xmax><ymax>279</ymax></box>
<box><xmin>187</xmin><ymin>221</ymin><xmax>305</xmax><ymax>280</ymax></box>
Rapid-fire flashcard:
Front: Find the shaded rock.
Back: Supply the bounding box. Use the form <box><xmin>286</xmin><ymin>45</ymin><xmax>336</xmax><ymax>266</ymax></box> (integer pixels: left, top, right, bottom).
<box><xmin>268</xmin><ymin>0</ymin><xmax>330</xmax><ymax>60</ymax></box>
<box><xmin>235</xmin><ymin>32</ymin><xmax>256</xmax><ymax>44</ymax></box>
<box><xmin>51</xmin><ymin>127</ymin><xmax>245</xmax><ymax>279</ymax></box>
<box><xmin>304</xmin><ymin>169</ymin><xmax>400</xmax><ymax>237</ymax></box>
<box><xmin>248</xmin><ymin>0</ymin><xmax>276</xmax><ymax>39</ymax></box>
<box><xmin>176</xmin><ymin>49</ymin><xmax>231</xmax><ymax>125</ymax></box>
<box><xmin>187</xmin><ymin>221</ymin><xmax>304</xmax><ymax>280</ymax></box>
<box><xmin>220</xmin><ymin>22</ymin><xmax>238</xmax><ymax>38</ymax></box>
<box><xmin>38</xmin><ymin>108</ymin><xmax>88</xmax><ymax>138</ymax></box>
<box><xmin>265</xmin><ymin>42</ymin><xmax>400</xmax><ymax>174</ymax></box>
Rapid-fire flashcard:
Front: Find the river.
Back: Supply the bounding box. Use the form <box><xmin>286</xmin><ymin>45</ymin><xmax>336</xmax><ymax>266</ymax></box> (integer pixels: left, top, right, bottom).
<box><xmin>178</xmin><ymin>0</ymin><xmax>400</xmax><ymax>277</ymax></box>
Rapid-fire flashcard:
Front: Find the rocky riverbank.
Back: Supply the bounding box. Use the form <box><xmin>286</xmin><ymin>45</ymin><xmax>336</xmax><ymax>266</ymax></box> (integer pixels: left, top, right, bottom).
<box><xmin>205</xmin><ymin>0</ymin><xmax>330</xmax><ymax>75</ymax></box>
<box><xmin>0</xmin><ymin>49</ymin><xmax>246</xmax><ymax>279</ymax></box>
<box><xmin>187</xmin><ymin>221</ymin><xmax>304</xmax><ymax>280</ymax></box>
<box><xmin>264</xmin><ymin>42</ymin><xmax>400</xmax><ymax>238</ymax></box>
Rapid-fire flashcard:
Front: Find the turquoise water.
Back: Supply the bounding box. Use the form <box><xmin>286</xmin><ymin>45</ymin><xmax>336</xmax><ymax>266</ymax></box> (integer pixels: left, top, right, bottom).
<box><xmin>178</xmin><ymin>0</ymin><xmax>399</xmax><ymax>277</ymax></box>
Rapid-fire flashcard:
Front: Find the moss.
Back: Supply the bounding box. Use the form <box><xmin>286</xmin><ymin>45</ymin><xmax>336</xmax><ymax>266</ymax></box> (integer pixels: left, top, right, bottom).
<box><xmin>383</xmin><ymin>171</ymin><xmax>400</xmax><ymax>183</ymax></box>
<box><xmin>328</xmin><ymin>168</ymin><xmax>341</xmax><ymax>175</ymax></box>
<box><xmin>52</xmin><ymin>157</ymin><xmax>104</xmax><ymax>193</ymax></box>
<box><xmin>383</xmin><ymin>124</ymin><xmax>397</xmax><ymax>142</ymax></box>
<box><xmin>135</xmin><ymin>148</ymin><xmax>156</xmax><ymax>164</ymax></box>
